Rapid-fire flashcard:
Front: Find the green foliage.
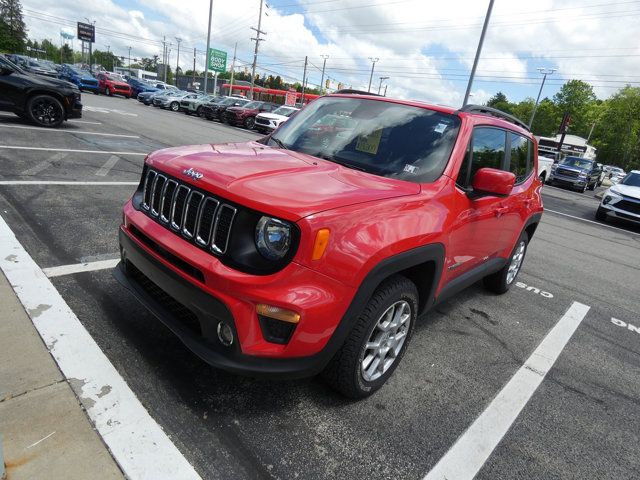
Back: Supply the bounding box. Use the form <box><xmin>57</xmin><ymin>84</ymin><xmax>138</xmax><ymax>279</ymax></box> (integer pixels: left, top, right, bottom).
<box><xmin>485</xmin><ymin>82</ymin><xmax>640</xmax><ymax>170</ymax></box>
<box><xmin>0</xmin><ymin>0</ymin><xmax>27</xmax><ymax>52</ymax></box>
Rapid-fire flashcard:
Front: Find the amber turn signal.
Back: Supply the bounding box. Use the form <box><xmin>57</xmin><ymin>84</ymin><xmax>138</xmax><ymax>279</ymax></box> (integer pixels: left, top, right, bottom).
<box><xmin>256</xmin><ymin>304</ymin><xmax>301</xmax><ymax>324</ymax></box>
<box><xmin>312</xmin><ymin>228</ymin><xmax>330</xmax><ymax>260</ymax></box>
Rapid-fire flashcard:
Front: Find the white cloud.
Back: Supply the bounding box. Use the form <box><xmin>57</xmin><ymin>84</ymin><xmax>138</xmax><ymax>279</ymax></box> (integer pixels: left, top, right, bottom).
<box><xmin>20</xmin><ymin>0</ymin><xmax>640</xmax><ymax>104</ymax></box>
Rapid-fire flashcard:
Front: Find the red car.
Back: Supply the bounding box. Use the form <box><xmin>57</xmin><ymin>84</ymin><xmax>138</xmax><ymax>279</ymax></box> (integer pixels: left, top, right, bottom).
<box><xmin>223</xmin><ymin>100</ymin><xmax>277</xmax><ymax>129</ymax></box>
<box><xmin>115</xmin><ymin>92</ymin><xmax>543</xmax><ymax>398</ymax></box>
<box><xmin>96</xmin><ymin>72</ymin><xmax>132</xmax><ymax>98</ymax></box>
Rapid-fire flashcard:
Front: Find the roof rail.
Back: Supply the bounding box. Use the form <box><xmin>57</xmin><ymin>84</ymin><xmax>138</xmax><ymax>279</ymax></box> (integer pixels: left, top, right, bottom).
<box><xmin>458</xmin><ymin>104</ymin><xmax>530</xmax><ymax>131</ymax></box>
<box><xmin>332</xmin><ymin>89</ymin><xmax>383</xmax><ymax>97</ymax></box>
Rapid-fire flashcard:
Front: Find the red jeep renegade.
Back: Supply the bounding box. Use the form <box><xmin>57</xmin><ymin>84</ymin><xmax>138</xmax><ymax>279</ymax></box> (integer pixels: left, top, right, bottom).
<box><xmin>115</xmin><ymin>92</ymin><xmax>543</xmax><ymax>398</ymax></box>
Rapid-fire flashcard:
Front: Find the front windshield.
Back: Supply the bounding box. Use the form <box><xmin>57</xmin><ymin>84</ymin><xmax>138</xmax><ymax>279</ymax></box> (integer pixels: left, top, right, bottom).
<box><xmin>29</xmin><ymin>60</ymin><xmax>43</xmax><ymax>67</ymax></box>
<box><xmin>106</xmin><ymin>73</ymin><xmax>124</xmax><ymax>81</ymax></box>
<box><xmin>560</xmin><ymin>157</ymin><xmax>593</xmax><ymax>169</ymax></box>
<box><xmin>273</xmin><ymin>107</ymin><xmax>298</xmax><ymax>117</ymax></box>
<box><xmin>243</xmin><ymin>101</ymin><xmax>262</xmax><ymax>109</ymax></box>
<box><xmin>268</xmin><ymin>97</ymin><xmax>461</xmax><ymax>183</ymax></box>
<box><xmin>218</xmin><ymin>98</ymin><xmax>237</xmax><ymax>105</ymax></box>
<box><xmin>621</xmin><ymin>172</ymin><xmax>640</xmax><ymax>187</ymax></box>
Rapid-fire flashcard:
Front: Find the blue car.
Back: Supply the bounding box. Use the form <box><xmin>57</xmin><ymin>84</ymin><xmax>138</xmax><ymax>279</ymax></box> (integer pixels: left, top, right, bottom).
<box><xmin>58</xmin><ymin>64</ymin><xmax>99</xmax><ymax>93</ymax></box>
<box><xmin>127</xmin><ymin>77</ymin><xmax>158</xmax><ymax>97</ymax></box>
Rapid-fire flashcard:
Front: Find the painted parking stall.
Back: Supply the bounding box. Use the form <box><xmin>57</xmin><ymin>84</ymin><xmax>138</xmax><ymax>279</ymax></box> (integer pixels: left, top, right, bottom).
<box><xmin>1</xmin><ymin>94</ymin><xmax>639</xmax><ymax>479</ymax></box>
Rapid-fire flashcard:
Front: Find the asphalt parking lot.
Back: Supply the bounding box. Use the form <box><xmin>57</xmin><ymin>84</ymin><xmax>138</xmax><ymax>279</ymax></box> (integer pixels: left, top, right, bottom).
<box><xmin>1</xmin><ymin>95</ymin><xmax>639</xmax><ymax>480</ymax></box>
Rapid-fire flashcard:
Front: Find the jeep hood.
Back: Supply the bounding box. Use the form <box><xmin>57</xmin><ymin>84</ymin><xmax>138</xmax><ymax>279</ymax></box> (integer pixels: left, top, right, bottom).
<box><xmin>145</xmin><ymin>142</ymin><xmax>420</xmax><ymax>220</ymax></box>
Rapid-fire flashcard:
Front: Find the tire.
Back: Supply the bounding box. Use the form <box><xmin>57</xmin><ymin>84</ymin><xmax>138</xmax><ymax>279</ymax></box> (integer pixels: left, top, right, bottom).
<box><xmin>578</xmin><ymin>183</ymin><xmax>587</xmax><ymax>193</ymax></box>
<box><xmin>538</xmin><ymin>173</ymin><xmax>546</xmax><ymax>183</ymax></box>
<box><xmin>170</xmin><ymin>101</ymin><xmax>180</xmax><ymax>112</ymax></box>
<box><xmin>322</xmin><ymin>275</ymin><xmax>418</xmax><ymax>399</ymax></box>
<box><xmin>105</xmin><ymin>87</ymin><xmax>111</xmax><ymax>96</ymax></box>
<box><xmin>483</xmin><ymin>231</ymin><xmax>529</xmax><ymax>294</ymax></box>
<box><xmin>196</xmin><ymin>106</ymin><xmax>203</xmax><ymax>117</ymax></box>
<box><xmin>26</xmin><ymin>94</ymin><xmax>65</xmax><ymax>128</ymax></box>
<box><xmin>596</xmin><ymin>207</ymin><xmax>607</xmax><ymax>222</ymax></box>
<box><xmin>244</xmin><ymin>116</ymin><xmax>255</xmax><ymax>129</ymax></box>
<box><xmin>588</xmin><ymin>181</ymin><xmax>596</xmax><ymax>191</ymax></box>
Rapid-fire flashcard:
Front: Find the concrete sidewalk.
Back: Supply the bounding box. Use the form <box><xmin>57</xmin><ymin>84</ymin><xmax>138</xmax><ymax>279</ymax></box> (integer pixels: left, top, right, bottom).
<box><xmin>0</xmin><ymin>271</ymin><xmax>123</xmax><ymax>480</ymax></box>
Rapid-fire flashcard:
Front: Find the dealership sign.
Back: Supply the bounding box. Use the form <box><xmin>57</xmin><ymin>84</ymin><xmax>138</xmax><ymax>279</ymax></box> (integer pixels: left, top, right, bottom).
<box><xmin>208</xmin><ymin>49</ymin><xmax>227</xmax><ymax>73</ymax></box>
<box><xmin>77</xmin><ymin>22</ymin><xmax>95</xmax><ymax>43</ymax></box>
<box><xmin>285</xmin><ymin>89</ymin><xmax>297</xmax><ymax>106</ymax></box>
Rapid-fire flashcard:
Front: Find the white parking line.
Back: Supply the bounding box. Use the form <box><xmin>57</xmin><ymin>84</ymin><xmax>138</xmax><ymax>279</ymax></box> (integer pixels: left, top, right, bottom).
<box><xmin>69</xmin><ymin>119</ymin><xmax>103</xmax><ymax>125</ymax></box>
<box><xmin>545</xmin><ymin>209</ymin><xmax>640</xmax><ymax>237</ymax></box>
<box><xmin>0</xmin><ymin>216</ymin><xmax>201</xmax><ymax>480</ymax></box>
<box><xmin>96</xmin><ymin>155</ymin><xmax>120</xmax><ymax>177</ymax></box>
<box><xmin>20</xmin><ymin>153</ymin><xmax>68</xmax><ymax>176</ymax></box>
<box><xmin>0</xmin><ymin>181</ymin><xmax>138</xmax><ymax>186</ymax></box>
<box><xmin>424</xmin><ymin>301</ymin><xmax>590</xmax><ymax>480</ymax></box>
<box><xmin>0</xmin><ymin>124</ymin><xmax>139</xmax><ymax>138</ymax></box>
<box><xmin>0</xmin><ymin>145</ymin><xmax>147</xmax><ymax>155</ymax></box>
<box><xmin>43</xmin><ymin>258</ymin><xmax>120</xmax><ymax>278</ymax></box>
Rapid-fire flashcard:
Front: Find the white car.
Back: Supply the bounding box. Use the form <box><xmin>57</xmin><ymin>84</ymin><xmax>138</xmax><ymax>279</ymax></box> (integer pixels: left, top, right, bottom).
<box><xmin>596</xmin><ymin>170</ymin><xmax>640</xmax><ymax>224</ymax></box>
<box><xmin>537</xmin><ymin>154</ymin><xmax>555</xmax><ymax>183</ymax></box>
<box><xmin>254</xmin><ymin>106</ymin><xmax>300</xmax><ymax>134</ymax></box>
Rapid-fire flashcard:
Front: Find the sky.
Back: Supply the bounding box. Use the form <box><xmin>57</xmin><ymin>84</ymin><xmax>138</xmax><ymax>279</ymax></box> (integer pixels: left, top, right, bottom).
<box><xmin>20</xmin><ymin>0</ymin><xmax>640</xmax><ymax>107</ymax></box>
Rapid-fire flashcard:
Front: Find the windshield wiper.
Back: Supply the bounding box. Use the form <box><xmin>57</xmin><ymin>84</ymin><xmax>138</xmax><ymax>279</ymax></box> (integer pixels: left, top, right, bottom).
<box><xmin>323</xmin><ymin>157</ymin><xmax>368</xmax><ymax>172</ymax></box>
<box><xmin>270</xmin><ymin>138</ymin><xmax>289</xmax><ymax>150</ymax></box>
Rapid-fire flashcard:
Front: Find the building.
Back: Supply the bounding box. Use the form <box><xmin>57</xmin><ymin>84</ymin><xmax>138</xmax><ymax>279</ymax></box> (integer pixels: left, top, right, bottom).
<box><xmin>536</xmin><ymin>134</ymin><xmax>597</xmax><ymax>160</ymax></box>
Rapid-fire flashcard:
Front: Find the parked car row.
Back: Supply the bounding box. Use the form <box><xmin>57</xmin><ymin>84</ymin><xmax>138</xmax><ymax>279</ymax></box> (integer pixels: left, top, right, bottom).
<box><xmin>137</xmin><ymin>89</ymin><xmax>300</xmax><ymax>134</ymax></box>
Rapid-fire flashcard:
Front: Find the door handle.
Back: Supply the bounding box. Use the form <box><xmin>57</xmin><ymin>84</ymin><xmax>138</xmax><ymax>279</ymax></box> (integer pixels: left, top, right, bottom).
<box><xmin>495</xmin><ymin>206</ymin><xmax>509</xmax><ymax>217</ymax></box>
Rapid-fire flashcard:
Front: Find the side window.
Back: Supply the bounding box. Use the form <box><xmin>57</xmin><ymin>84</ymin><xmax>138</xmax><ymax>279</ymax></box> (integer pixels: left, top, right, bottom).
<box><xmin>457</xmin><ymin>127</ymin><xmax>506</xmax><ymax>187</ymax></box>
<box><xmin>509</xmin><ymin>133</ymin><xmax>532</xmax><ymax>183</ymax></box>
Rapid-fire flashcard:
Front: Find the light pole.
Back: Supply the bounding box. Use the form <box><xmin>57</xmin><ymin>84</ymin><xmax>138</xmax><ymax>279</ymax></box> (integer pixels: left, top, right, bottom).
<box><xmin>462</xmin><ymin>0</ymin><xmax>494</xmax><ymax>106</ymax></box>
<box><xmin>319</xmin><ymin>54</ymin><xmax>329</xmax><ymax>94</ymax></box>
<box><xmin>378</xmin><ymin>76</ymin><xmax>389</xmax><ymax>95</ymax></box>
<box><xmin>528</xmin><ymin>67</ymin><xmax>556</xmax><ymax>129</ymax></box>
<box><xmin>175</xmin><ymin>37</ymin><xmax>182</xmax><ymax>86</ymax></box>
<box><xmin>203</xmin><ymin>0</ymin><xmax>213</xmax><ymax>93</ymax></box>
<box><xmin>106</xmin><ymin>44</ymin><xmax>111</xmax><ymax>71</ymax></box>
<box><xmin>367</xmin><ymin>57</ymin><xmax>379</xmax><ymax>93</ymax></box>
<box><xmin>128</xmin><ymin>46</ymin><xmax>132</xmax><ymax>71</ymax></box>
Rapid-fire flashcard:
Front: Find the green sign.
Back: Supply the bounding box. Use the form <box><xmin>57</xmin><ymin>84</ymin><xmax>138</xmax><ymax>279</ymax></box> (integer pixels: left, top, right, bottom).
<box><xmin>208</xmin><ymin>48</ymin><xmax>227</xmax><ymax>73</ymax></box>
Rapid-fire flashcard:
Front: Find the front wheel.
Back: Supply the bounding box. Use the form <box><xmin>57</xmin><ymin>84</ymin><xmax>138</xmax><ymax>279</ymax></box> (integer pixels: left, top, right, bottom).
<box><xmin>170</xmin><ymin>101</ymin><xmax>180</xmax><ymax>112</ymax></box>
<box><xmin>588</xmin><ymin>181</ymin><xmax>596</xmax><ymax>191</ymax></box>
<box><xmin>26</xmin><ymin>94</ymin><xmax>65</xmax><ymax>128</ymax></box>
<box><xmin>322</xmin><ymin>275</ymin><xmax>418</xmax><ymax>398</ymax></box>
<box><xmin>483</xmin><ymin>231</ymin><xmax>529</xmax><ymax>294</ymax></box>
<box><xmin>196</xmin><ymin>106</ymin><xmax>203</xmax><ymax>117</ymax></box>
<box><xmin>105</xmin><ymin>87</ymin><xmax>111</xmax><ymax>96</ymax></box>
<box><xmin>244</xmin><ymin>117</ymin><xmax>255</xmax><ymax>129</ymax></box>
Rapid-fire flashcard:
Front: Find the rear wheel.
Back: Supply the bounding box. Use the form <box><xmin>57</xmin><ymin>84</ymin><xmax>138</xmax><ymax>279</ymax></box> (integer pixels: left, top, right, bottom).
<box><xmin>105</xmin><ymin>87</ymin><xmax>111</xmax><ymax>96</ymax></box>
<box><xmin>244</xmin><ymin>117</ymin><xmax>256</xmax><ymax>129</ymax></box>
<box><xmin>483</xmin><ymin>231</ymin><xmax>529</xmax><ymax>294</ymax></box>
<box><xmin>322</xmin><ymin>275</ymin><xmax>418</xmax><ymax>398</ymax></box>
<box><xmin>196</xmin><ymin>106</ymin><xmax>203</xmax><ymax>117</ymax></box>
<box><xmin>588</xmin><ymin>180</ymin><xmax>596</xmax><ymax>191</ymax></box>
<box><xmin>26</xmin><ymin>94</ymin><xmax>65</xmax><ymax>128</ymax></box>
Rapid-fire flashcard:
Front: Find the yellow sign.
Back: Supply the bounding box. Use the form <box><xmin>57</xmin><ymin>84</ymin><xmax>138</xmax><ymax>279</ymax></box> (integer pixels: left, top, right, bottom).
<box><xmin>355</xmin><ymin>129</ymin><xmax>383</xmax><ymax>155</ymax></box>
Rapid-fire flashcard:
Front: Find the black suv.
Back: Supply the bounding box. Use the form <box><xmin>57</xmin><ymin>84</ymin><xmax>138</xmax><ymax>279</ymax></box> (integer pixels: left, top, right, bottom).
<box><xmin>0</xmin><ymin>55</ymin><xmax>82</xmax><ymax>128</ymax></box>
<box><xmin>547</xmin><ymin>156</ymin><xmax>602</xmax><ymax>192</ymax></box>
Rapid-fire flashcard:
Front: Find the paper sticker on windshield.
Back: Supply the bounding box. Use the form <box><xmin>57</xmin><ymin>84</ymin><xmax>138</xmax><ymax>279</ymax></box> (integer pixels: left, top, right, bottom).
<box><xmin>434</xmin><ymin>123</ymin><xmax>447</xmax><ymax>133</ymax></box>
<box><xmin>355</xmin><ymin>129</ymin><xmax>383</xmax><ymax>155</ymax></box>
<box><xmin>403</xmin><ymin>164</ymin><xmax>418</xmax><ymax>175</ymax></box>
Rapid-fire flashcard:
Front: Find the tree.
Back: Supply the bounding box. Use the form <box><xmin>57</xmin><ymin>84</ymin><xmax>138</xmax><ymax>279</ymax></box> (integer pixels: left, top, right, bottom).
<box><xmin>553</xmin><ymin>80</ymin><xmax>597</xmax><ymax>137</ymax></box>
<box><xmin>0</xmin><ymin>0</ymin><xmax>27</xmax><ymax>52</ymax></box>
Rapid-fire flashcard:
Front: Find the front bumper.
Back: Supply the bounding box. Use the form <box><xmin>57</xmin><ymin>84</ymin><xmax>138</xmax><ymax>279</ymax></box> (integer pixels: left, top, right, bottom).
<box><xmin>600</xmin><ymin>198</ymin><xmax>640</xmax><ymax>224</ymax></box>
<box><xmin>116</xmin><ymin>205</ymin><xmax>356</xmax><ymax>378</ymax></box>
<box><xmin>79</xmin><ymin>82</ymin><xmax>99</xmax><ymax>92</ymax></box>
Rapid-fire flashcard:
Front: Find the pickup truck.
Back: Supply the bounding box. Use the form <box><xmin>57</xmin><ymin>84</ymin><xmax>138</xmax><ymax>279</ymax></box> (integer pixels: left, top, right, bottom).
<box><xmin>537</xmin><ymin>154</ymin><xmax>555</xmax><ymax>183</ymax></box>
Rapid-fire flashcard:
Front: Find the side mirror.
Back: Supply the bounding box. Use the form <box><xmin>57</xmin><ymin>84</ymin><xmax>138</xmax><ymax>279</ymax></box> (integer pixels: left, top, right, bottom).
<box><xmin>471</xmin><ymin>168</ymin><xmax>516</xmax><ymax>197</ymax></box>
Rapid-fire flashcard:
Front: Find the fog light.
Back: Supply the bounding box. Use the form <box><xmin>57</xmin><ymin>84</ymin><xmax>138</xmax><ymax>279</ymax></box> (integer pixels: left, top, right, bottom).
<box><xmin>603</xmin><ymin>195</ymin><xmax>612</xmax><ymax>205</ymax></box>
<box><xmin>217</xmin><ymin>321</ymin><xmax>234</xmax><ymax>346</ymax></box>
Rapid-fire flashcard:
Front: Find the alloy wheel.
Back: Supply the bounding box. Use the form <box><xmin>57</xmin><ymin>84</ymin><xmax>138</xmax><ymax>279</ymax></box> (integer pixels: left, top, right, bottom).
<box><xmin>30</xmin><ymin>97</ymin><xmax>63</xmax><ymax>126</ymax></box>
<box><xmin>360</xmin><ymin>300</ymin><xmax>411</xmax><ymax>382</ymax></box>
<box><xmin>506</xmin><ymin>241</ymin><xmax>526</xmax><ymax>284</ymax></box>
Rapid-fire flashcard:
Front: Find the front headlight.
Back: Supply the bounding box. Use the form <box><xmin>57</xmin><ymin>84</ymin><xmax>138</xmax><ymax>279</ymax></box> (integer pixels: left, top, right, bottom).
<box><xmin>255</xmin><ymin>216</ymin><xmax>291</xmax><ymax>260</ymax></box>
<box><xmin>578</xmin><ymin>171</ymin><xmax>588</xmax><ymax>178</ymax></box>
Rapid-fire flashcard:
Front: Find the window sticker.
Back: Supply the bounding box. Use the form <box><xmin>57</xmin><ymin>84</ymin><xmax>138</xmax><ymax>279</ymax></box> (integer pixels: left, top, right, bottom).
<box><xmin>403</xmin><ymin>164</ymin><xmax>418</xmax><ymax>174</ymax></box>
<box><xmin>434</xmin><ymin>123</ymin><xmax>447</xmax><ymax>134</ymax></box>
<box><xmin>355</xmin><ymin>129</ymin><xmax>383</xmax><ymax>155</ymax></box>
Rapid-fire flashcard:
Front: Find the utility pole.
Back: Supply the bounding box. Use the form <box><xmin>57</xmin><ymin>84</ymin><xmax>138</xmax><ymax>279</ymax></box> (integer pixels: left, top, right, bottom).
<box><xmin>249</xmin><ymin>0</ymin><xmax>266</xmax><ymax>100</ymax></box>
<box><xmin>378</xmin><ymin>76</ymin><xmax>389</xmax><ymax>95</ymax></box>
<box><xmin>175</xmin><ymin>37</ymin><xmax>182</xmax><ymax>86</ymax></box>
<box><xmin>384</xmin><ymin>84</ymin><xmax>388</xmax><ymax>96</ymax></box>
<box><xmin>586</xmin><ymin>122</ymin><xmax>596</xmax><ymax>143</ymax></box>
<box><xmin>128</xmin><ymin>46</ymin><xmax>132</xmax><ymax>71</ymax></box>
<box><xmin>463</xmin><ymin>0</ymin><xmax>494</xmax><ymax>106</ymax></box>
<box><xmin>319</xmin><ymin>54</ymin><xmax>329</xmax><ymax>95</ymax></box>
<box><xmin>367</xmin><ymin>57</ymin><xmax>379</xmax><ymax>93</ymax></box>
<box><xmin>192</xmin><ymin>47</ymin><xmax>196</xmax><ymax>87</ymax></box>
<box><xmin>229</xmin><ymin>42</ymin><xmax>237</xmax><ymax>95</ymax></box>
<box><xmin>300</xmin><ymin>56</ymin><xmax>308</xmax><ymax>105</ymax></box>
<box><xmin>528</xmin><ymin>67</ymin><xmax>556</xmax><ymax>128</ymax></box>
<box><xmin>106</xmin><ymin>45</ymin><xmax>111</xmax><ymax>71</ymax></box>
<box><xmin>204</xmin><ymin>0</ymin><xmax>213</xmax><ymax>93</ymax></box>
